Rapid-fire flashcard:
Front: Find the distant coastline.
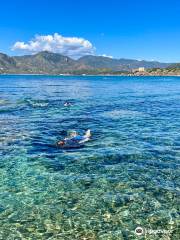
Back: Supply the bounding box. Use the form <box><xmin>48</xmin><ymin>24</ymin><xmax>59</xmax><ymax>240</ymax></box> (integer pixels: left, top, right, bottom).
<box><xmin>1</xmin><ymin>51</ymin><xmax>180</xmax><ymax>77</ymax></box>
<box><xmin>1</xmin><ymin>73</ymin><xmax>180</xmax><ymax>77</ymax></box>
<box><xmin>0</xmin><ymin>72</ymin><xmax>180</xmax><ymax>77</ymax></box>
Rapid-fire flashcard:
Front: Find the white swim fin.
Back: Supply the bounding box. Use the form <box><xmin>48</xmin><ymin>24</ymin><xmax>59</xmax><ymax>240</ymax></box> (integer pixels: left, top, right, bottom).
<box><xmin>85</xmin><ymin>129</ymin><xmax>91</xmax><ymax>138</ymax></box>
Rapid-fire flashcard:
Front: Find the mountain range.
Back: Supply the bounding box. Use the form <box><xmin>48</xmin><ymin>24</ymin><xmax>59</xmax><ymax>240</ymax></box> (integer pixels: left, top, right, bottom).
<box><xmin>0</xmin><ymin>51</ymin><xmax>172</xmax><ymax>74</ymax></box>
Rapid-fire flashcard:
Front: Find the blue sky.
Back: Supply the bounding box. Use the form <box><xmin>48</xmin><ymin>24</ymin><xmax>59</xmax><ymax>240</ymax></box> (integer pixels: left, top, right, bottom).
<box><xmin>0</xmin><ymin>0</ymin><xmax>180</xmax><ymax>62</ymax></box>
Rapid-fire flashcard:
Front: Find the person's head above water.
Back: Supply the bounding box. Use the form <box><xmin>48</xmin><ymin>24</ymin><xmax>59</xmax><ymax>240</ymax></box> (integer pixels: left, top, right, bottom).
<box><xmin>57</xmin><ymin>140</ymin><xmax>65</xmax><ymax>146</ymax></box>
<box><xmin>64</xmin><ymin>101</ymin><xmax>72</xmax><ymax>107</ymax></box>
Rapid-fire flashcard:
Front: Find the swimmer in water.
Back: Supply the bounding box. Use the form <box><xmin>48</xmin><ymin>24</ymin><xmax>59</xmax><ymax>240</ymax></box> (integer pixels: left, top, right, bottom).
<box><xmin>64</xmin><ymin>101</ymin><xmax>72</xmax><ymax>107</ymax></box>
<box><xmin>57</xmin><ymin>130</ymin><xmax>91</xmax><ymax>147</ymax></box>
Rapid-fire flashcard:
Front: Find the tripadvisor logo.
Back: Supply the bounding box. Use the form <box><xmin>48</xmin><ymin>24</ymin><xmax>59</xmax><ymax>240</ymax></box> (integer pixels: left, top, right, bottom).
<box><xmin>135</xmin><ymin>227</ymin><xmax>144</xmax><ymax>236</ymax></box>
<box><xmin>134</xmin><ymin>226</ymin><xmax>173</xmax><ymax>236</ymax></box>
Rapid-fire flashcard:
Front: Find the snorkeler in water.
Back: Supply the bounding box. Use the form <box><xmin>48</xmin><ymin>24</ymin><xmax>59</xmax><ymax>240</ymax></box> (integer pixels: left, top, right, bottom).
<box><xmin>68</xmin><ymin>130</ymin><xmax>91</xmax><ymax>142</ymax></box>
<box><xmin>57</xmin><ymin>130</ymin><xmax>91</xmax><ymax>148</ymax></box>
<box><xmin>64</xmin><ymin>101</ymin><xmax>72</xmax><ymax>107</ymax></box>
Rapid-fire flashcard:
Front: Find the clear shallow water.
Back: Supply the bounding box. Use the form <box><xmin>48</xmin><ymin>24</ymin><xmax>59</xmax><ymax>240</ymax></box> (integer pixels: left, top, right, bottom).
<box><xmin>0</xmin><ymin>75</ymin><xmax>179</xmax><ymax>239</ymax></box>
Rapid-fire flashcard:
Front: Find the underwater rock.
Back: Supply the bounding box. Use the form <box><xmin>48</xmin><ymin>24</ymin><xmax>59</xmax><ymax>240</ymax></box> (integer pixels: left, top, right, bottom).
<box><xmin>0</xmin><ymin>205</ymin><xmax>6</xmax><ymax>213</ymax></box>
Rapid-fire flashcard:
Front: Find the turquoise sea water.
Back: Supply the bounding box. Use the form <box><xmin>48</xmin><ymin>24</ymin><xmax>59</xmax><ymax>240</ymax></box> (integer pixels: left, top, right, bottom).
<box><xmin>0</xmin><ymin>75</ymin><xmax>179</xmax><ymax>239</ymax></box>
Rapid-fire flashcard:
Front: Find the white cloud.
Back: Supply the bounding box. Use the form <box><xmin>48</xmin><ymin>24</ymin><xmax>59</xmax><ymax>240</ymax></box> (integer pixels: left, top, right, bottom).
<box><xmin>101</xmin><ymin>54</ymin><xmax>113</xmax><ymax>59</ymax></box>
<box><xmin>12</xmin><ymin>33</ymin><xmax>95</xmax><ymax>58</ymax></box>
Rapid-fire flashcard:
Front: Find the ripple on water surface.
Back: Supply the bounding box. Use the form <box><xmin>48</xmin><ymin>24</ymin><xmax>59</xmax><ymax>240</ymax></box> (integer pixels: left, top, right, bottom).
<box><xmin>0</xmin><ymin>75</ymin><xmax>179</xmax><ymax>239</ymax></box>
